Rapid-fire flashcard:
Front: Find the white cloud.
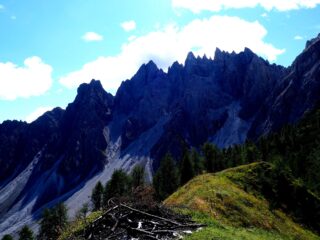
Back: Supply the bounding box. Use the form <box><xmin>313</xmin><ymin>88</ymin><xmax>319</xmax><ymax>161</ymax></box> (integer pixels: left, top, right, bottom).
<box><xmin>82</xmin><ymin>32</ymin><xmax>103</xmax><ymax>42</ymax></box>
<box><xmin>0</xmin><ymin>57</ymin><xmax>53</xmax><ymax>100</ymax></box>
<box><xmin>294</xmin><ymin>35</ymin><xmax>303</xmax><ymax>40</ymax></box>
<box><xmin>25</xmin><ymin>106</ymin><xmax>54</xmax><ymax>123</ymax></box>
<box><xmin>121</xmin><ymin>20</ymin><xmax>136</xmax><ymax>32</ymax></box>
<box><xmin>59</xmin><ymin>16</ymin><xmax>284</xmax><ymax>94</ymax></box>
<box><xmin>128</xmin><ymin>35</ymin><xmax>137</xmax><ymax>41</ymax></box>
<box><xmin>172</xmin><ymin>0</ymin><xmax>320</xmax><ymax>13</ymax></box>
<box><xmin>261</xmin><ymin>13</ymin><xmax>268</xmax><ymax>18</ymax></box>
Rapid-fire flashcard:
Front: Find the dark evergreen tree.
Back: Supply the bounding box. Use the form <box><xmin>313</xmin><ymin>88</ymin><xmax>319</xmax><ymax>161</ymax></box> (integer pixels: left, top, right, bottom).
<box><xmin>239</xmin><ymin>144</ymin><xmax>248</xmax><ymax>165</ymax></box>
<box><xmin>75</xmin><ymin>203</ymin><xmax>89</xmax><ymax>220</ymax></box>
<box><xmin>54</xmin><ymin>203</ymin><xmax>68</xmax><ymax>231</ymax></box>
<box><xmin>306</xmin><ymin>148</ymin><xmax>320</xmax><ymax>191</ymax></box>
<box><xmin>104</xmin><ymin>169</ymin><xmax>131</xmax><ymax>204</ymax></box>
<box><xmin>258</xmin><ymin>136</ymin><xmax>270</xmax><ymax>162</ymax></box>
<box><xmin>38</xmin><ymin>208</ymin><xmax>56</xmax><ymax>240</ymax></box>
<box><xmin>180</xmin><ymin>149</ymin><xmax>195</xmax><ymax>185</ymax></box>
<box><xmin>1</xmin><ymin>235</ymin><xmax>13</xmax><ymax>240</ymax></box>
<box><xmin>191</xmin><ymin>148</ymin><xmax>204</xmax><ymax>175</ymax></box>
<box><xmin>202</xmin><ymin>142</ymin><xmax>221</xmax><ymax>172</ymax></box>
<box><xmin>153</xmin><ymin>153</ymin><xmax>180</xmax><ymax>200</ymax></box>
<box><xmin>18</xmin><ymin>225</ymin><xmax>34</xmax><ymax>240</ymax></box>
<box><xmin>38</xmin><ymin>203</ymin><xmax>68</xmax><ymax>240</ymax></box>
<box><xmin>91</xmin><ymin>181</ymin><xmax>104</xmax><ymax>210</ymax></box>
<box><xmin>131</xmin><ymin>165</ymin><xmax>145</xmax><ymax>189</ymax></box>
<box><xmin>223</xmin><ymin>147</ymin><xmax>234</xmax><ymax>168</ymax></box>
<box><xmin>244</xmin><ymin>140</ymin><xmax>261</xmax><ymax>163</ymax></box>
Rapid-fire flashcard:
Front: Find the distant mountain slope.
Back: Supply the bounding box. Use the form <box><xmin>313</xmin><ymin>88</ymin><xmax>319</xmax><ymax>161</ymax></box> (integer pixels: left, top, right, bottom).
<box><xmin>165</xmin><ymin>162</ymin><xmax>320</xmax><ymax>240</ymax></box>
<box><xmin>249</xmin><ymin>33</ymin><xmax>320</xmax><ymax>138</ymax></box>
<box><xmin>0</xmin><ymin>34</ymin><xmax>320</xmax><ymax>236</ymax></box>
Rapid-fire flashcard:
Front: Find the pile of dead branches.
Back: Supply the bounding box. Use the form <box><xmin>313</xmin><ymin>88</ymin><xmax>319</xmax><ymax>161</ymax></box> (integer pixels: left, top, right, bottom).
<box><xmin>70</xmin><ymin>201</ymin><xmax>205</xmax><ymax>239</ymax></box>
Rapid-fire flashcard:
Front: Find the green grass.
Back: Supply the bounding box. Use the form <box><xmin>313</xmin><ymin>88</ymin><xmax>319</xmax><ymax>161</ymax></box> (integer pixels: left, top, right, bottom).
<box><xmin>165</xmin><ymin>162</ymin><xmax>320</xmax><ymax>240</ymax></box>
<box><xmin>58</xmin><ymin>210</ymin><xmax>102</xmax><ymax>240</ymax></box>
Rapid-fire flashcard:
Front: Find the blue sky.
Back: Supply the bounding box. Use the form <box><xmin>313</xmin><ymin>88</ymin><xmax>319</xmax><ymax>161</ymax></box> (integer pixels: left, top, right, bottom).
<box><xmin>0</xmin><ymin>0</ymin><xmax>320</xmax><ymax>123</ymax></box>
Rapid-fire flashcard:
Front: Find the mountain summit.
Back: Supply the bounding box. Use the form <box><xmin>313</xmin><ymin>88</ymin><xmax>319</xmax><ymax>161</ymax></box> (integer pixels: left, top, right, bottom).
<box><xmin>1</xmin><ymin>34</ymin><xmax>320</xmax><ymax>235</ymax></box>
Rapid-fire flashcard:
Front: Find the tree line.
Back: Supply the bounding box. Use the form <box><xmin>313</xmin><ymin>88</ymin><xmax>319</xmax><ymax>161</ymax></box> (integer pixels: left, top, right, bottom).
<box><xmin>91</xmin><ymin>164</ymin><xmax>147</xmax><ymax>211</ymax></box>
<box><xmin>152</xmin><ymin>140</ymin><xmax>262</xmax><ymax>200</ymax></box>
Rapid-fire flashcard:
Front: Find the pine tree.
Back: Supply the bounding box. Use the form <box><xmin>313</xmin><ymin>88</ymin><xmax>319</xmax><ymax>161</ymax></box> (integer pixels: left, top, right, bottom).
<box><xmin>306</xmin><ymin>148</ymin><xmax>320</xmax><ymax>191</ymax></box>
<box><xmin>75</xmin><ymin>203</ymin><xmax>89</xmax><ymax>221</ymax></box>
<box><xmin>202</xmin><ymin>142</ymin><xmax>221</xmax><ymax>172</ymax></box>
<box><xmin>91</xmin><ymin>181</ymin><xmax>104</xmax><ymax>210</ymax></box>
<box><xmin>153</xmin><ymin>153</ymin><xmax>180</xmax><ymax>200</ymax></box>
<box><xmin>38</xmin><ymin>203</ymin><xmax>68</xmax><ymax>240</ymax></box>
<box><xmin>1</xmin><ymin>235</ymin><xmax>13</xmax><ymax>240</ymax></box>
<box><xmin>131</xmin><ymin>164</ymin><xmax>145</xmax><ymax>189</ymax></box>
<box><xmin>191</xmin><ymin>148</ymin><xmax>204</xmax><ymax>175</ymax></box>
<box><xmin>244</xmin><ymin>140</ymin><xmax>261</xmax><ymax>163</ymax></box>
<box><xmin>105</xmin><ymin>169</ymin><xmax>131</xmax><ymax>198</ymax></box>
<box><xmin>54</xmin><ymin>203</ymin><xmax>68</xmax><ymax>232</ymax></box>
<box><xmin>180</xmin><ymin>149</ymin><xmax>195</xmax><ymax>185</ymax></box>
<box><xmin>38</xmin><ymin>208</ymin><xmax>55</xmax><ymax>240</ymax></box>
<box><xmin>18</xmin><ymin>225</ymin><xmax>34</xmax><ymax>240</ymax></box>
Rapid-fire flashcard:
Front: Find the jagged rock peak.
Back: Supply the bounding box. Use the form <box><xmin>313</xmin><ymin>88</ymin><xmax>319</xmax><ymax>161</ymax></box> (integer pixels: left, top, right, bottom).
<box><xmin>305</xmin><ymin>33</ymin><xmax>320</xmax><ymax>49</ymax></box>
<box><xmin>185</xmin><ymin>51</ymin><xmax>197</xmax><ymax>66</ymax></box>
<box><xmin>74</xmin><ymin>79</ymin><xmax>114</xmax><ymax>108</ymax></box>
<box><xmin>243</xmin><ymin>47</ymin><xmax>254</xmax><ymax>55</ymax></box>
<box><xmin>34</xmin><ymin>107</ymin><xmax>64</xmax><ymax>123</ymax></box>
<box><xmin>134</xmin><ymin>60</ymin><xmax>159</xmax><ymax>77</ymax></box>
<box><xmin>170</xmin><ymin>61</ymin><xmax>183</xmax><ymax>69</ymax></box>
<box><xmin>76</xmin><ymin>79</ymin><xmax>109</xmax><ymax>100</ymax></box>
<box><xmin>167</xmin><ymin>61</ymin><xmax>183</xmax><ymax>76</ymax></box>
<box><xmin>77</xmin><ymin>79</ymin><xmax>105</xmax><ymax>95</ymax></box>
<box><xmin>146</xmin><ymin>60</ymin><xmax>158</xmax><ymax>69</ymax></box>
<box><xmin>240</xmin><ymin>47</ymin><xmax>259</xmax><ymax>64</ymax></box>
<box><xmin>138</xmin><ymin>60</ymin><xmax>159</xmax><ymax>72</ymax></box>
<box><xmin>291</xmin><ymin>32</ymin><xmax>320</xmax><ymax>71</ymax></box>
<box><xmin>130</xmin><ymin>60</ymin><xmax>161</xmax><ymax>85</ymax></box>
<box><xmin>214</xmin><ymin>48</ymin><xmax>229</xmax><ymax>61</ymax></box>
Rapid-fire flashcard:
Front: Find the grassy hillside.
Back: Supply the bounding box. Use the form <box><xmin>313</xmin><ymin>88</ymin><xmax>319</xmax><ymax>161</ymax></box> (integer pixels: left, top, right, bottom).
<box><xmin>165</xmin><ymin>162</ymin><xmax>320</xmax><ymax>240</ymax></box>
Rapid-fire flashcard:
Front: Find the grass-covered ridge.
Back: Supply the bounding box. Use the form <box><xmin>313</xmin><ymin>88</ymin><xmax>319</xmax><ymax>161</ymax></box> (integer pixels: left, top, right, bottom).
<box><xmin>165</xmin><ymin>162</ymin><xmax>320</xmax><ymax>240</ymax></box>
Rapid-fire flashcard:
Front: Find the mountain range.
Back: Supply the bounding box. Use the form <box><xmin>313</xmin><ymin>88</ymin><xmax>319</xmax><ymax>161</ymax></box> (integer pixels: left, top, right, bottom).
<box><xmin>0</xmin><ymin>33</ymin><xmax>320</xmax><ymax>236</ymax></box>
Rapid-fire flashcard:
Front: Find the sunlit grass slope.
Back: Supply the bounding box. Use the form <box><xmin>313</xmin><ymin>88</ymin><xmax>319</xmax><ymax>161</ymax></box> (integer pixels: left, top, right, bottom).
<box><xmin>165</xmin><ymin>162</ymin><xmax>320</xmax><ymax>240</ymax></box>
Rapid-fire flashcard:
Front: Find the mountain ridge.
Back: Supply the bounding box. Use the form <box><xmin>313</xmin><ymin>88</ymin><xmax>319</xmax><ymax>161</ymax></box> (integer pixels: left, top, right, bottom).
<box><xmin>1</xmin><ymin>34</ymin><xmax>320</xmax><ymax>236</ymax></box>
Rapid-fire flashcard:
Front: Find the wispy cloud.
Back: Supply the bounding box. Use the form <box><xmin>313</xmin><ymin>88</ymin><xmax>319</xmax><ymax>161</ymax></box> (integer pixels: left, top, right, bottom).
<box><xmin>59</xmin><ymin>16</ymin><xmax>284</xmax><ymax>93</ymax></box>
<box><xmin>0</xmin><ymin>57</ymin><xmax>53</xmax><ymax>100</ymax></box>
<box><xmin>82</xmin><ymin>32</ymin><xmax>103</xmax><ymax>42</ymax></box>
<box><xmin>11</xmin><ymin>15</ymin><xmax>16</xmax><ymax>20</ymax></box>
<box><xmin>121</xmin><ymin>20</ymin><xmax>136</xmax><ymax>32</ymax></box>
<box><xmin>25</xmin><ymin>106</ymin><xmax>54</xmax><ymax>123</ymax></box>
<box><xmin>172</xmin><ymin>0</ymin><xmax>320</xmax><ymax>13</ymax></box>
<box><xmin>0</xmin><ymin>4</ymin><xmax>4</xmax><ymax>10</ymax></box>
<box><xmin>294</xmin><ymin>35</ymin><xmax>303</xmax><ymax>40</ymax></box>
